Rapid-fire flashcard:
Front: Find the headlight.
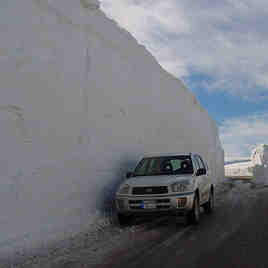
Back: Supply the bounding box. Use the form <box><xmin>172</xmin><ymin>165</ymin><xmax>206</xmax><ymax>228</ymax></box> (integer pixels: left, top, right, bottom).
<box><xmin>171</xmin><ymin>181</ymin><xmax>193</xmax><ymax>193</ymax></box>
<box><xmin>117</xmin><ymin>184</ymin><xmax>130</xmax><ymax>195</ymax></box>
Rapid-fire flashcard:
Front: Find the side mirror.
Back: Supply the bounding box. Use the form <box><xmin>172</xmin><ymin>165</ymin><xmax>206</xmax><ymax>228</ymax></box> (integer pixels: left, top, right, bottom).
<box><xmin>126</xmin><ymin>172</ymin><xmax>133</xmax><ymax>179</ymax></box>
<box><xmin>196</xmin><ymin>168</ymin><xmax>206</xmax><ymax>176</ymax></box>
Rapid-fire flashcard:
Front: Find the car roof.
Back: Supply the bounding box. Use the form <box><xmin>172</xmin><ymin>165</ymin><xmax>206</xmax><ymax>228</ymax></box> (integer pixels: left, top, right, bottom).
<box><xmin>142</xmin><ymin>152</ymin><xmax>193</xmax><ymax>158</ymax></box>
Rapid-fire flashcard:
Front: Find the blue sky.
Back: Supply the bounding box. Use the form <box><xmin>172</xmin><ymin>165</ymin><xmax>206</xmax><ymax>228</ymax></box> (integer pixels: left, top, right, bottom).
<box><xmin>100</xmin><ymin>0</ymin><xmax>268</xmax><ymax>159</ymax></box>
<box><xmin>185</xmin><ymin>73</ymin><xmax>268</xmax><ymax>124</ymax></box>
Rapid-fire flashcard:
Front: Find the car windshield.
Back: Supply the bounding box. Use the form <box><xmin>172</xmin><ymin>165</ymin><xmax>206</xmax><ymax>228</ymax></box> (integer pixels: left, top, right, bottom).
<box><xmin>134</xmin><ymin>155</ymin><xmax>194</xmax><ymax>176</ymax></box>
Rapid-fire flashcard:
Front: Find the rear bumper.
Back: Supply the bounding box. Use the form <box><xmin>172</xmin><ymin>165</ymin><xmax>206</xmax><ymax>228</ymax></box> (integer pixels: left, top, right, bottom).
<box><xmin>116</xmin><ymin>191</ymin><xmax>195</xmax><ymax>216</ymax></box>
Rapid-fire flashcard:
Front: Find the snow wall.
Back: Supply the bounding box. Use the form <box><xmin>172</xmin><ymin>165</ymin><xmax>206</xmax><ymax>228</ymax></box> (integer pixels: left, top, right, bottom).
<box><xmin>0</xmin><ymin>0</ymin><xmax>224</xmax><ymax>250</ymax></box>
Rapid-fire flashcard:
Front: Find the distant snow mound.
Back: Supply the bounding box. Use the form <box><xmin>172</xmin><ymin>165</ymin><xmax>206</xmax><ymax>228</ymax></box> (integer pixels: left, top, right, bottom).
<box><xmin>224</xmin><ymin>160</ymin><xmax>253</xmax><ymax>179</ymax></box>
<box><xmin>251</xmin><ymin>144</ymin><xmax>268</xmax><ymax>166</ymax></box>
<box><xmin>251</xmin><ymin>144</ymin><xmax>268</xmax><ymax>185</ymax></box>
<box><xmin>225</xmin><ymin>144</ymin><xmax>268</xmax><ymax>184</ymax></box>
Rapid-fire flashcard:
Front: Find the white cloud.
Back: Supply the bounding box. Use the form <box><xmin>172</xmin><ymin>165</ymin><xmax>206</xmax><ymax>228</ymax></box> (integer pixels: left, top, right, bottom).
<box><xmin>100</xmin><ymin>0</ymin><xmax>191</xmax><ymax>78</ymax></box>
<box><xmin>220</xmin><ymin>113</ymin><xmax>268</xmax><ymax>159</ymax></box>
<box><xmin>100</xmin><ymin>0</ymin><xmax>268</xmax><ymax>100</ymax></box>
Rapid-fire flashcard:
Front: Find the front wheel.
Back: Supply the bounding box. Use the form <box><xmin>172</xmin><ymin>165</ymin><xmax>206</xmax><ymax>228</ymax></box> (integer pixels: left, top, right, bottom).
<box><xmin>187</xmin><ymin>194</ymin><xmax>200</xmax><ymax>225</ymax></box>
<box><xmin>117</xmin><ymin>213</ymin><xmax>132</xmax><ymax>226</ymax></box>
<box><xmin>203</xmin><ymin>189</ymin><xmax>214</xmax><ymax>214</ymax></box>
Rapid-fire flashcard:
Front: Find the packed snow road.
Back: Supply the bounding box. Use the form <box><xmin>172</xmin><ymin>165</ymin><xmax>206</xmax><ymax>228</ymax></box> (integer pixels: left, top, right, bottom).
<box><xmin>3</xmin><ymin>179</ymin><xmax>268</xmax><ymax>268</ymax></box>
<box><xmin>94</xmin><ymin>180</ymin><xmax>268</xmax><ymax>268</ymax></box>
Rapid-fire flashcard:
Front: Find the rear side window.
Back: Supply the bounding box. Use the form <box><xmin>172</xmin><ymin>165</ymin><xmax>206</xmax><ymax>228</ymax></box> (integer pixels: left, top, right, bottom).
<box><xmin>195</xmin><ymin>155</ymin><xmax>207</xmax><ymax>174</ymax></box>
<box><xmin>193</xmin><ymin>156</ymin><xmax>201</xmax><ymax>169</ymax></box>
<box><xmin>192</xmin><ymin>156</ymin><xmax>200</xmax><ymax>170</ymax></box>
<box><xmin>197</xmin><ymin>156</ymin><xmax>206</xmax><ymax>170</ymax></box>
<box><xmin>204</xmin><ymin>160</ymin><xmax>209</xmax><ymax>171</ymax></box>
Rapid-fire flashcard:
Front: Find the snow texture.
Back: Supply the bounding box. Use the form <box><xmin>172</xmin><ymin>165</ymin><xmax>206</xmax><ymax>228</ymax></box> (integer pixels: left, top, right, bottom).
<box><xmin>0</xmin><ymin>0</ymin><xmax>224</xmax><ymax>251</ymax></box>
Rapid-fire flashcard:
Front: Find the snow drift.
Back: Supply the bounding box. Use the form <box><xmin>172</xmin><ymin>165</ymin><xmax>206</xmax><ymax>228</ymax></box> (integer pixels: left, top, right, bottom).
<box><xmin>0</xmin><ymin>0</ymin><xmax>224</xmax><ymax>250</ymax></box>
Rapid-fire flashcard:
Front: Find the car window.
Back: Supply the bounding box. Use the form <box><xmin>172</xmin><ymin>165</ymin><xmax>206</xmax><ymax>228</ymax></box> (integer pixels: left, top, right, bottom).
<box><xmin>134</xmin><ymin>158</ymin><xmax>148</xmax><ymax>175</ymax></box>
<box><xmin>194</xmin><ymin>156</ymin><xmax>201</xmax><ymax>169</ymax></box>
<box><xmin>134</xmin><ymin>155</ymin><xmax>194</xmax><ymax>176</ymax></box>
<box><xmin>170</xmin><ymin>159</ymin><xmax>181</xmax><ymax>170</ymax></box>
<box><xmin>197</xmin><ymin>156</ymin><xmax>205</xmax><ymax>169</ymax></box>
<box><xmin>199</xmin><ymin>156</ymin><xmax>206</xmax><ymax>170</ymax></box>
<box><xmin>148</xmin><ymin>158</ymin><xmax>156</xmax><ymax>171</ymax></box>
<box><xmin>204</xmin><ymin>160</ymin><xmax>209</xmax><ymax>171</ymax></box>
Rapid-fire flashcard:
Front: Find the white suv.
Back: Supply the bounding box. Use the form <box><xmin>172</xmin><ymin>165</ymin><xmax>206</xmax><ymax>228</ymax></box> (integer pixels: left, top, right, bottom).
<box><xmin>115</xmin><ymin>153</ymin><xmax>214</xmax><ymax>225</ymax></box>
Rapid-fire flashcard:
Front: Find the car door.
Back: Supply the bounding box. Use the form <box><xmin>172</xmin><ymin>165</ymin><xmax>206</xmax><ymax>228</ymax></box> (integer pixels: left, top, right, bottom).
<box><xmin>204</xmin><ymin>160</ymin><xmax>212</xmax><ymax>187</ymax></box>
<box><xmin>197</xmin><ymin>155</ymin><xmax>210</xmax><ymax>204</ymax></box>
<box><xmin>194</xmin><ymin>155</ymin><xmax>207</xmax><ymax>205</ymax></box>
<box><xmin>193</xmin><ymin>155</ymin><xmax>204</xmax><ymax>202</ymax></box>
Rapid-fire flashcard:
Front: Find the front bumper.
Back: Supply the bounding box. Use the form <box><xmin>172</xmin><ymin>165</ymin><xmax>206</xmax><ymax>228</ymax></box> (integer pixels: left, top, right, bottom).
<box><xmin>115</xmin><ymin>191</ymin><xmax>195</xmax><ymax>216</ymax></box>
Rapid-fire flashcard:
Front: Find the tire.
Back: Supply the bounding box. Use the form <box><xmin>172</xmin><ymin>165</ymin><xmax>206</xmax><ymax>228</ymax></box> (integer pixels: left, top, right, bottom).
<box><xmin>203</xmin><ymin>189</ymin><xmax>214</xmax><ymax>214</ymax></box>
<box><xmin>117</xmin><ymin>213</ymin><xmax>131</xmax><ymax>226</ymax></box>
<box><xmin>187</xmin><ymin>193</ymin><xmax>200</xmax><ymax>225</ymax></box>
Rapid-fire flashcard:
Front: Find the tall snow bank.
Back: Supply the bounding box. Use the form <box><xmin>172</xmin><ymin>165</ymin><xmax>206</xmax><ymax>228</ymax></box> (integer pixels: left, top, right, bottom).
<box><xmin>0</xmin><ymin>0</ymin><xmax>224</xmax><ymax>250</ymax></box>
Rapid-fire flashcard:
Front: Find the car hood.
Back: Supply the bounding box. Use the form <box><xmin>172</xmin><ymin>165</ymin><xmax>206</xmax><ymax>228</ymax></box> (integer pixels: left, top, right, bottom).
<box><xmin>126</xmin><ymin>174</ymin><xmax>193</xmax><ymax>187</ymax></box>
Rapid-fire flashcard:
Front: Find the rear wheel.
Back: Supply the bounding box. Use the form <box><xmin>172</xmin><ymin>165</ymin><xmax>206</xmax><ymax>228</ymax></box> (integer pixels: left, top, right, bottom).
<box><xmin>117</xmin><ymin>213</ymin><xmax>132</xmax><ymax>226</ymax></box>
<box><xmin>187</xmin><ymin>194</ymin><xmax>200</xmax><ymax>225</ymax></box>
<box><xmin>203</xmin><ymin>189</ymin><xmax>214</xmax><ymax>214</ymax></box>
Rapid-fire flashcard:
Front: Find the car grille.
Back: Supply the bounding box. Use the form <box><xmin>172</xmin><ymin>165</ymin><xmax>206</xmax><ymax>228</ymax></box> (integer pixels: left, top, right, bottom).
<box><xmin>129</xmin><ymin>205</ymin><xmax>171</xmax><ymax>210</ymax></box>
<box><xmin>129</xmin><ymin>199</ymin><xmax>170</xmax><ymax>204</ymax></box>
<box><xmin>128</xmin><ymin>199</ymin><xmax>171</xmax><ymax>210</ymax></box>
<box><xmin>132</xmin><ymin>186</ymin><xmax>168</xmax><ymax>195</ymax></box>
